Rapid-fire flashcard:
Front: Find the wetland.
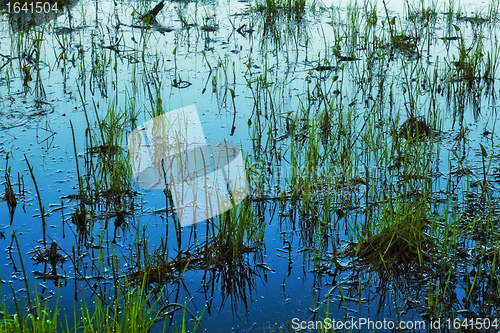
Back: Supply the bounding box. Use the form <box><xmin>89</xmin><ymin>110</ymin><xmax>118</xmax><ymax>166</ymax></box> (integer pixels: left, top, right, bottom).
<box><xmin>1</xmin><ymin>0</ymin><xmax>500</xmax><ymax>331</ymax></box>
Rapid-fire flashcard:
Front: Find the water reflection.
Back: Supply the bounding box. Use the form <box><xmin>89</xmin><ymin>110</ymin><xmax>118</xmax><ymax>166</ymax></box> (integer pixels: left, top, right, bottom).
<box><xmin>201</xmin><ymin>257</ymin><xmax>260</xmax><ymax>314</ymax></box>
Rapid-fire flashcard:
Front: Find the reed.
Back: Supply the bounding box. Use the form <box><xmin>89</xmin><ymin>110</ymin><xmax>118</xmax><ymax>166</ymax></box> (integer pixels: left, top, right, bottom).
<box><xmin>25</xmin><ymin>155</ymin><xmax>46</xmax><ymax>247</ymax></box>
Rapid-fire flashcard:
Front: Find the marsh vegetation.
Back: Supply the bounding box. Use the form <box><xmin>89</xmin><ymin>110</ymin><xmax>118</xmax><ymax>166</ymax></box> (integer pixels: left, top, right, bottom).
<box><xmin>1</xmin><ymin>0</ymin><xmax>500</xmax><ymax>331</ymax></box>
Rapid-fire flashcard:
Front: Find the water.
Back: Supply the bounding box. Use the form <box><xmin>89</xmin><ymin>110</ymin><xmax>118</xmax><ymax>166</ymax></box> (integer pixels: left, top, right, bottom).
<box><xmin>1</xmin><ymin>0</ymin><xmax>500</xmax><ymax>331</ymax></box>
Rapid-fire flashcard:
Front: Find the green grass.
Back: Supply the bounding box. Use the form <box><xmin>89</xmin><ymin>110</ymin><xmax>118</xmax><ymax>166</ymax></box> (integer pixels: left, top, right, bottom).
<box><xmin>0</xmin><ymin>236</ymin><xmax>204</xmax><ymax>333</ymax></box>
<box><xmin>0</xmin><ymin>278</ymin><xmax>203</xmax><ymax>333</ymax></box>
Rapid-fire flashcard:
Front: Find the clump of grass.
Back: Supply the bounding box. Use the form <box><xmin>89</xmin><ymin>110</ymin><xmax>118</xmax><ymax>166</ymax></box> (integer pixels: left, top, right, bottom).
<box><xmin>254</xmin><ymin>0</ymin><xmax>307</xmax><ymax>18</ymax></box>
<box><xmin>354</xmin><ymin>207</ymin><xmax>433</xmax><ymax>271</ymax></box>
<box><xmin>452</xmin><ymin>37</ymin><xmax>484</xmax><ymax>82</ymax></box>
<box><xmin>353</xmin><ymin>191</ymin><xmax>436</xmax><ymax>272</ymax></box>
<box><xmin>406</xmin><ymin>1</ymin><xmax>438</xmax><ymax>23</ymax></box>
<box><xmin>209</xmin><ymin>200</ymin><xmax>262</xmax><ymax>262</ymax></box>
<box><xmin>382</xmin><ymin>0</ymin><xmax>420</xmax><ymax>56</ymax></box>
<box><xmin>391</xmin><ymin>33</ymin><xmax>419</xmax><ymax>55</ymax></box>
<box><xmin>398</xmin><ymin>116</ymin><xmax>431</xmax><ymax>140</ymax></box>
<box><xmin>78</xmin><ymin>100</ymin><xmax>136</xmax><ymax>212</ymax></box>
<box><xmin>446</xmin><ymin>34</ymin><xmax>498</xmax><ymax>85</ymax></box>
<box><xmin>128</xmin><ymin>199</ymin><xmax>262</xmax><ymax>286</ymax></box>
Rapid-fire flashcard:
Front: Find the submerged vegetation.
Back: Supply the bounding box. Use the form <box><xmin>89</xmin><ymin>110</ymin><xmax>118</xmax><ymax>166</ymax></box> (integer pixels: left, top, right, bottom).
<box><xmin>1</xmin><ymin>0</ymin><xmax>500</xmax><ymax>331</ymax></box>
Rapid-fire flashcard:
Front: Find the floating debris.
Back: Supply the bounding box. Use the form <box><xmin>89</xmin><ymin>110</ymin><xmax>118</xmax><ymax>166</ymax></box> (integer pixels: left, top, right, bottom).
<box><xmin>31</xmin><ymin>241</ymin><xmax>65</xmax><ymax>275</ymax></box>
<box><xmin>138</xmin><ymin>0</ymin><xmax>165</xmax><ymax>22</ymax></box>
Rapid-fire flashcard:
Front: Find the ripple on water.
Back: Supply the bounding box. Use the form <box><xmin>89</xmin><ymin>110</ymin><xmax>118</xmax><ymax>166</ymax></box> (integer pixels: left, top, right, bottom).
<box><xmin>0</xmin><ymin>109</ymin><xmax>31</xmax><ymax>129</ymax></box>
